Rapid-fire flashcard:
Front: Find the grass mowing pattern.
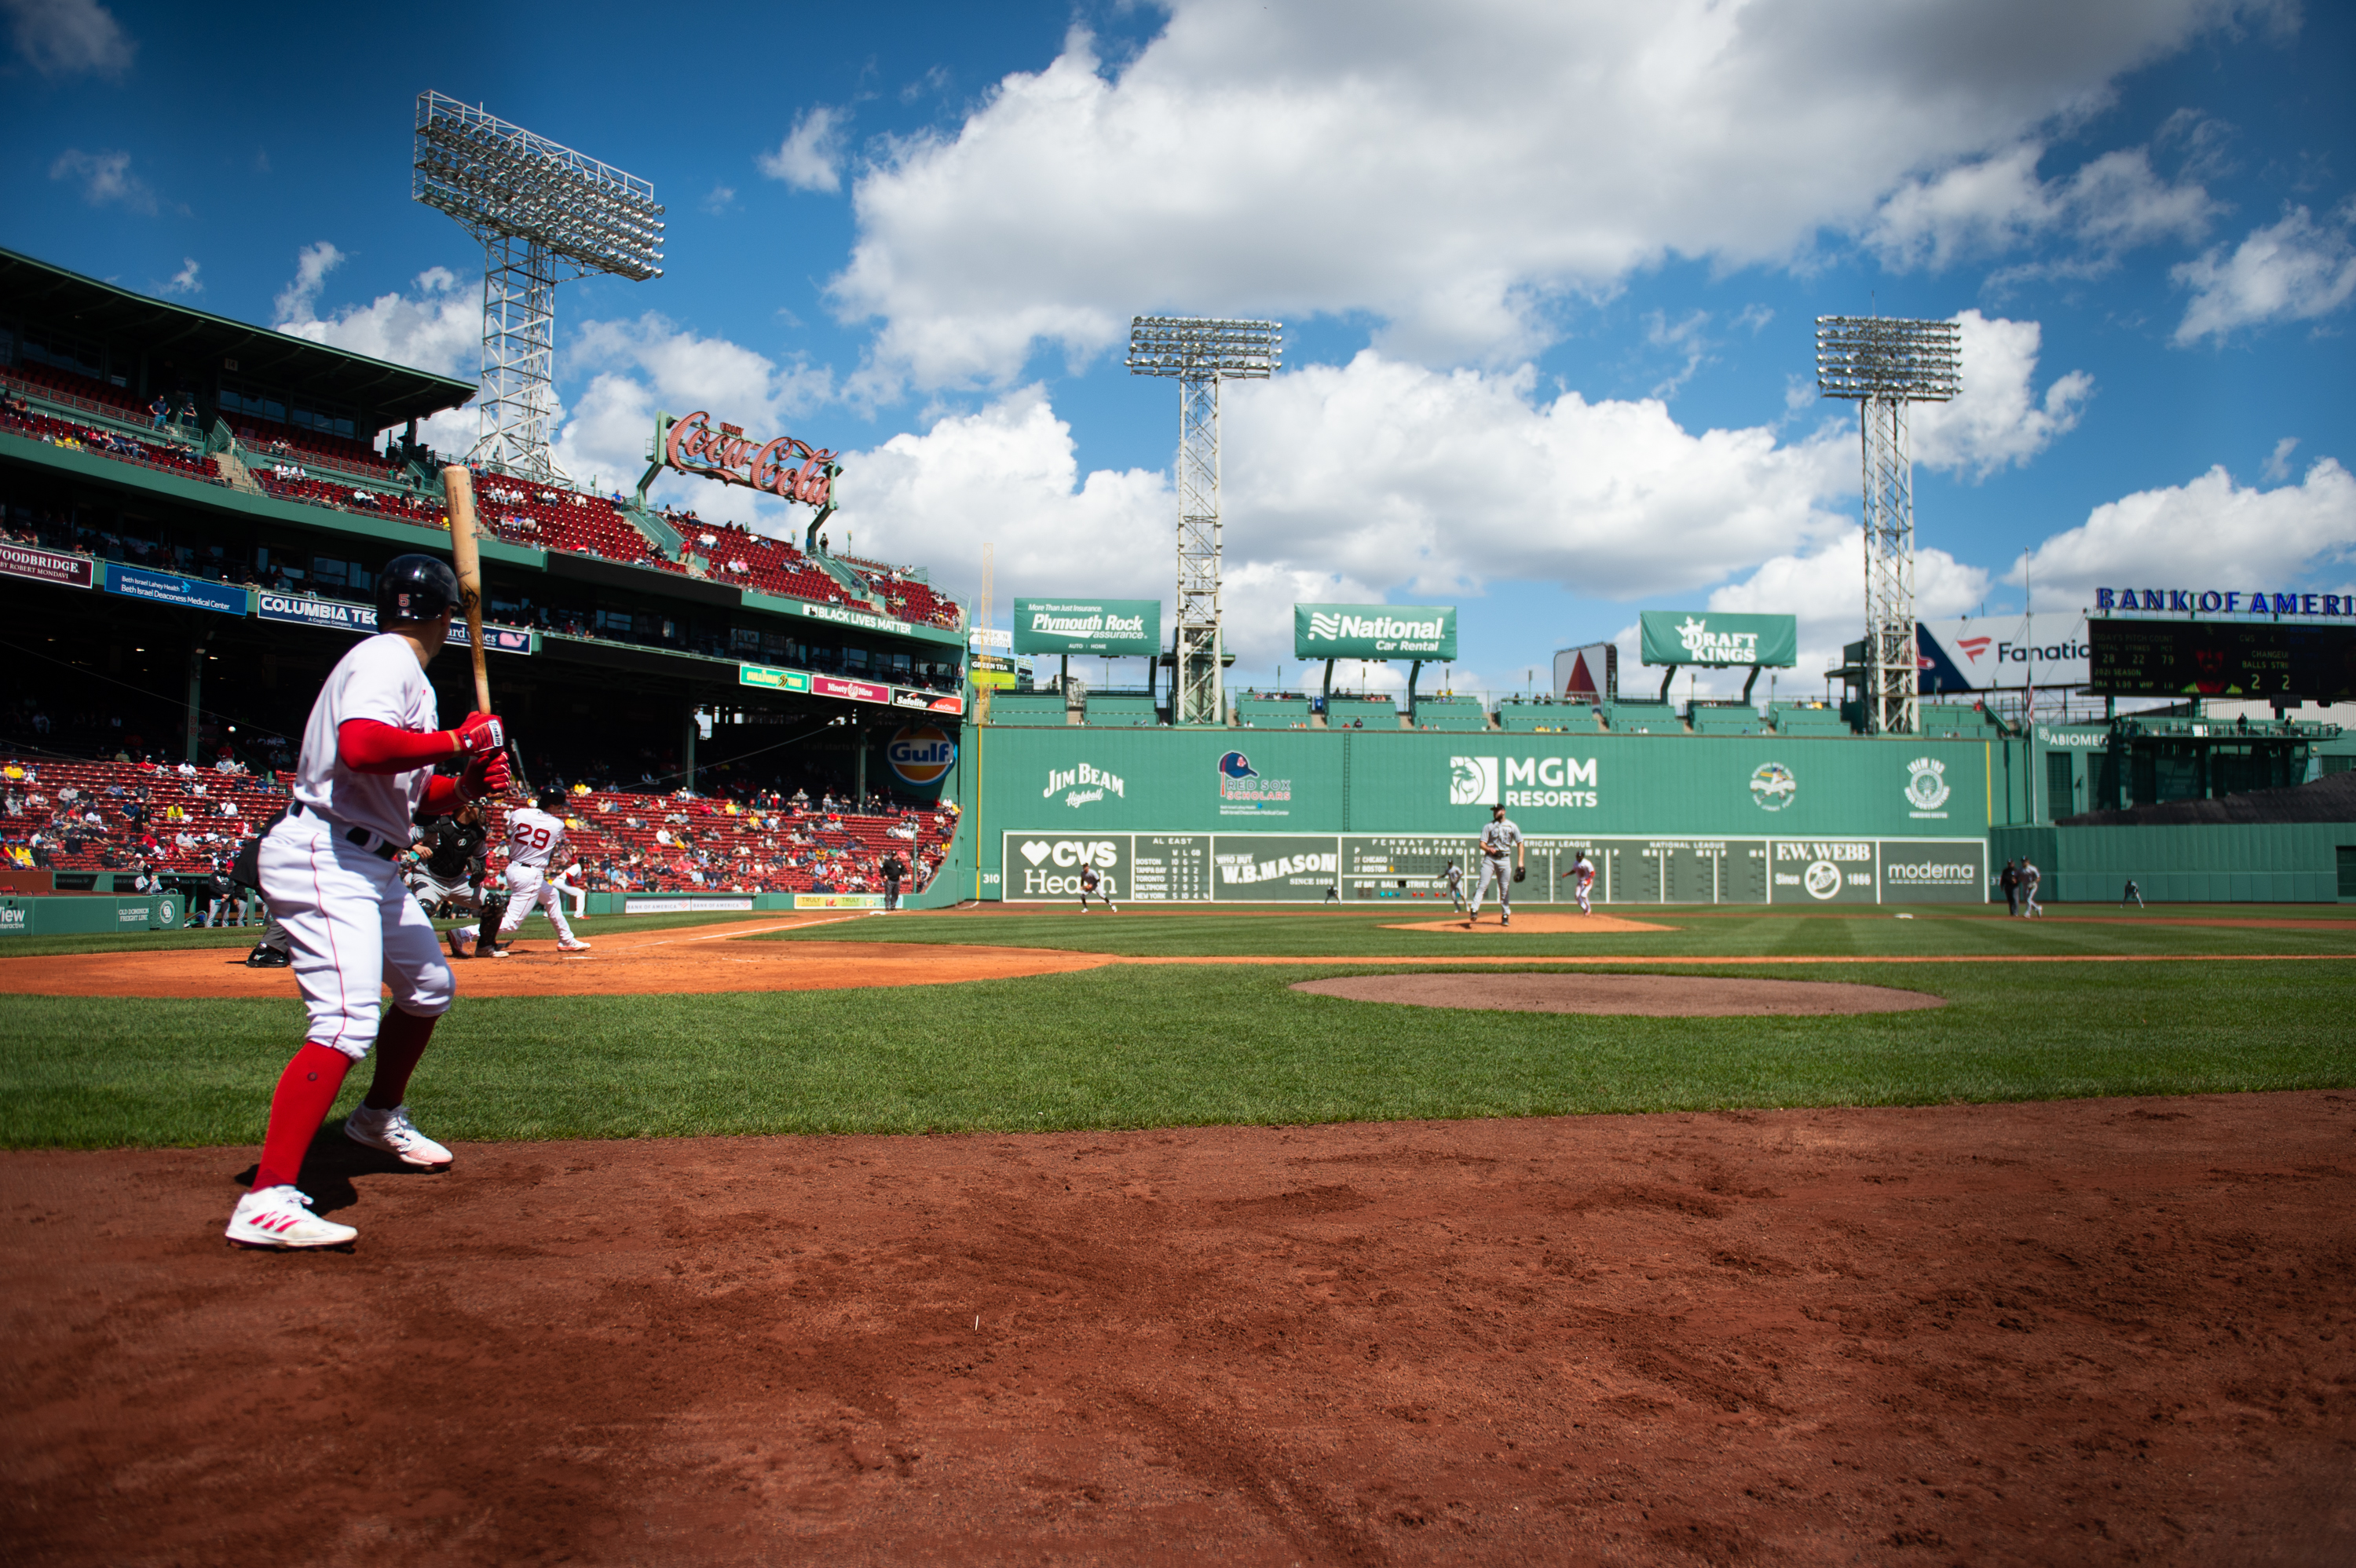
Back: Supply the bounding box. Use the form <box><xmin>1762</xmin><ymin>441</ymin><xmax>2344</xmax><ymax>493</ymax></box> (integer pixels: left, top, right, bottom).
<box><xmin>760</xmin><ymin>905</ymin><xmax>2356</xmax><ymax>960</ymax></box>
<box><xmin>3</xmin><ymin>956</ymin><xmax>2350</xmax><ymax>1150</ymax></box>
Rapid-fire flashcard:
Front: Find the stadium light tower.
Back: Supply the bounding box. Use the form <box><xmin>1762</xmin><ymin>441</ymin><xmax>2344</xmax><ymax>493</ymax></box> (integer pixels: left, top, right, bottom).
<box><xmin>1816</xmin><ymin>315</ymin><xmax>1961</xmax><ymax>736</ymax></box>
<box><xmin>1127</xmin><ymin>316</ymin><xmax>1281</xmax><ymax>726</ymax></box>
<box><xmin>412</xmin><ymin>91</ymin><xmax>664</xmax><ymax>483</ymax></box>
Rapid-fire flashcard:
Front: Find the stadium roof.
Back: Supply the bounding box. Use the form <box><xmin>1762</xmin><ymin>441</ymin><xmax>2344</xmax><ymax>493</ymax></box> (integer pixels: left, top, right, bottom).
<box><xmin>0</xmin><ymin>246</ymin><xmax>477</xmax><ymax>426</ymax></box>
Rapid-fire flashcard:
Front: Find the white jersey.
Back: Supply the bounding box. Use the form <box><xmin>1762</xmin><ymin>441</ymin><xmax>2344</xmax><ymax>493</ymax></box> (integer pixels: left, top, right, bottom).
<box><xmin>291</xmin><ymin>632</ymin><xmax>437</xmax><ymax>844</ymax></box>
<box><xmin>503</xmin><ymin>806</ymin><xmax>566</xmax><ymax>872</ymax></box>
<box><xmin>1443</xmin><ymin>864</ymin><xmax>1463</xmax><ymax>890</ymax></box>
<box><xmin>1479</xmin><ymin>818</ymin><xmax>1523</xmax><ymax>861</ymax></box>
<box><xmin>1573</xmin><ymin>857</ymin><xmax>1595</xmax><ymax>886</ymax></box>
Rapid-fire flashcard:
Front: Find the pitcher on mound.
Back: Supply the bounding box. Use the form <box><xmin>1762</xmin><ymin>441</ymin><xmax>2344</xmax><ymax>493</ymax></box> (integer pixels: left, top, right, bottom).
<box><xmin>1465</xmin><ymin>802</ymin><xmax>1524</xmax><ymax>928</ymax></box>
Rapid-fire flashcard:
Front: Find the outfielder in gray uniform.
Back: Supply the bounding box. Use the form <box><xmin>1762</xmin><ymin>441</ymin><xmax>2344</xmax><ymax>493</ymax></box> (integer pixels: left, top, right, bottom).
<box><xmin>1465</xmin><ymin>802</ymin><xmax>1525</xmax><ymax>927</ymax></box>
<box><xmin>1443</xmin><ymin>859</ymin><xmax>1465</xmax><ymax>912</ymax></box>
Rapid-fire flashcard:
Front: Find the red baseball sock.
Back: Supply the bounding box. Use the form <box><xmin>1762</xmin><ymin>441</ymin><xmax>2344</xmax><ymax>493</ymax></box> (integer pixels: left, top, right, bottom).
<box><xmin>364</xmin><ymin>1007</ymin><xmax>438</xmax><ymax>1110</ymax></box>
<box><xmin>252</xmin><ymin>1043</ymin><xmax>353</xmax><ymax>1192</ymax></box>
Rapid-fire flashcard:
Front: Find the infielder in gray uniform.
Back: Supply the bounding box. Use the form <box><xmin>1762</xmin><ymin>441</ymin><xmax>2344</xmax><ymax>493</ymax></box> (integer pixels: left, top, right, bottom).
<box><xmin>1443</xmin><ymin>859</ymin><xmax>1465</xmax><ymax>913</ymax></box>
<box><xmin>1465</xmin><ymin>802</ymin><xmax>1524</xmax><ymax>927</ymax></box>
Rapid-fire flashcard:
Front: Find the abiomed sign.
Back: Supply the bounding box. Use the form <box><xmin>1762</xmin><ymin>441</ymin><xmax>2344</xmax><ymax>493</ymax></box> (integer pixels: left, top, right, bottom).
<box><xmin>1294</xmin><ymin>605</ymin><xmax>1457</xmax><ymax>659</ymax></box>
<box><xmin>1013</xmin><ymin>598</ymin><xmax>1161</xmax><ymax>656</ymax></box>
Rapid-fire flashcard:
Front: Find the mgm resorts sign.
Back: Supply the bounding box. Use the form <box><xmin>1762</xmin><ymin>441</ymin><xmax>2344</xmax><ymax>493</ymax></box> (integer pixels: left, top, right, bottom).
<box><xmin>1295</xmin><ymin>604</ymin><xmax>1458</xmax><ymax>660</ymax></box>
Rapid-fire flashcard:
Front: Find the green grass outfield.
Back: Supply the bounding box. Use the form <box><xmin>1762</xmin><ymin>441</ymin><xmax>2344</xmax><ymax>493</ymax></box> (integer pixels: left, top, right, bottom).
<box><xmin>1</xmin><ymin>905</ymin><xmax>2349</xmax><ymax>1150</ymax></box>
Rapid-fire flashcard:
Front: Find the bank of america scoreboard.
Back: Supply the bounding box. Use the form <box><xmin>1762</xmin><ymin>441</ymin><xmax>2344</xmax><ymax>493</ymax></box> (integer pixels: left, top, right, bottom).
<box><xmin>1001</xmin><ymin>832</ymin><xmax>1986</xmax><ymax>905</ymax></box>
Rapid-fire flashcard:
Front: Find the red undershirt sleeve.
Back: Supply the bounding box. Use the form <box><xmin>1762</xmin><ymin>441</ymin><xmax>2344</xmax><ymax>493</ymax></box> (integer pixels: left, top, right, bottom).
<box><xmin>337</xmin><ymin>718</ymin><xmax>451</xmax><ymax>774</ymax></box>
<box><xmin>419</xmin><ymin>777</ymin><xmax>463</xmax><ymax>815</ymax></box>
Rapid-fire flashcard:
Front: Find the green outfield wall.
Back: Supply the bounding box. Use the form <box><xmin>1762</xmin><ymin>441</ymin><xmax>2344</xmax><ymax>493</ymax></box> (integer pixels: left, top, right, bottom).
<box><xmin>953</xmin><ymin>727</ymin><xmax>1995</xmax><ymax>906</ymax></box>
<box><xmin>1992</xmin><ymin>823</ymin><xmax>2354</xmax><ymax>905</ymax></box>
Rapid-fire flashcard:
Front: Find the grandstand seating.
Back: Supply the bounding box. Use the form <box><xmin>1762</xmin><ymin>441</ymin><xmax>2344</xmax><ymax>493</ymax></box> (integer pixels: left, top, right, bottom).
<box><xmin>1323</xmin><ymin>696</ymin><xmax>1399</xmax><ymax>730</ymax></box>
<box><xmin>1689</xmin><ymin>704</ymin><xmax>1773</xmax><ymax>736</ymax></box>
<box><xmin>851</xmin><ymin>562</ymin><xmax>963</xmax><ymax>630</ymax></box>
<box><xmin>480</xmin><ymin>481</ymin><xmax>660</xmax><ymax>564</ymax></box>
<box><xmin>254</xmin><ymin>468</ymin><xmax>442</xmax><ymax>527</ymax></box>
<box><xmin>1235</xmin><ymin>695</ymin><xmax>1312</xmax><ymax>729</ymax></box>
<box><xmin>1598</xmin><ymin>702</ymin><xmax>1678</xmax><ymax>734</ymax></box>
<box><xmin>0</xmin><ymin>757</ymin><xmax>961</xmax><ymax>901</ymax></box>
<box><xmin>1771</xmin><ymin>704</ymin><xmax>1853</xmax><ymax>736</ymax></box>
<box><xmin>981</xmin><ymin>693</ymin><xmax>1073</xmax><ymax>725</ymax></box>
<box><xmin>231</xmin><ymin>415</ymin><xmax>384</xmax><ymax>474</ymax></box>
<box><xmin>1083</xmin><ymin>693</ymin><xmax>1163</xmax><ymax>727</ymax></box>
<box><xmin>1</xmin><ymin>403</ymin><xmax>222</xmax><ymax>486</ymax></box>
<box><xmin>673</xmin><ymin>520</ymin><xmax>856</xmax><ymax>605</ymax></box>
<box><xmin>1407</xmin><ymin>697</ymin><xmax>1491</xmax><ymax>731</ymax></box>
<box><xmin>1919</xmin><ymin>704</ymin><xmax>1999</xmax><ymax>736</ymax></box>
<box><xmin>3</xmin><ymin>361</ymin><xmax>153</xmax><ymax>422</ymax></box>
<box><xmin>1497</xmin><ymin>700</ymin><xmax>1599</xmax><ymax>733</ymax></box>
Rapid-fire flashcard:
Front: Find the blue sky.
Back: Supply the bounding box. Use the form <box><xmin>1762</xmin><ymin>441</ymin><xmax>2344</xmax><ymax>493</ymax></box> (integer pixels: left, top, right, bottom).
<box><xmin>7</xmin><ymin>0</ymin><xmax>2351</xmax><ymax>698</ymax></box>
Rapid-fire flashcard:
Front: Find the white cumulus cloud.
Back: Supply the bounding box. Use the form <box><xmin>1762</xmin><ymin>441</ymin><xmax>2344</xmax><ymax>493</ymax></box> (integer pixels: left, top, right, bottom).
<box><xmin>2018</xmin><ymin>459</ymin><xmax>2356</xmax><ymax>603</ymax></box>
<box><xmin>1911</xmin><ymin>310</ymin><xmax>2093</xmax><ymax>477</ymax></box>
<box><xmin>759</xmin><ymin>105</ymin><xmax>848</xmax><ymax>194</ymax></box>
<box><xmin>160</xmin><ymin>257</ymin><xmax>199</xmax><ymax>295</ymax></box>
<box><xmin>48</xmin><ymin>148</ymin><xmax>152</xmax><ymax>213</ymax></box>
<box><xmin>1701</xmin><ymin>530</ymin><xmax>1992</xmax><ymax>699</ymax></box>
<box><xmin>2172</xmin><ymin>203</ymin><xmax>2356</xmax><ymax>344</ymax></box>
<box><xmin>830</xmin><ymin>0</ymin><xmax>2273</xmax><ymax>389</ymax></box>
<box><xmin>5</xmin><ymin>0</ymin><xmax>133</xmax><ymax>77</ymax></box>
<box><xmin>274</xmin><ymin>257</ymin><xmax>481</xmax><ymax>454</ymax></box>
<box><xmin>1868</xmin><ymin>141</ymin><xmax>2215</xmax><ymax>273</ymax></box>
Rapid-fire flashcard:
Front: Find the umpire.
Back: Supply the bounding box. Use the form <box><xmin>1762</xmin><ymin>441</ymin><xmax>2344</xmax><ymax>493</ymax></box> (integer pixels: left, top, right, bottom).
<box><xmin>881</xmin><ymin>851</ymin><xmax>905</xmax><ymax>912</ymax></box>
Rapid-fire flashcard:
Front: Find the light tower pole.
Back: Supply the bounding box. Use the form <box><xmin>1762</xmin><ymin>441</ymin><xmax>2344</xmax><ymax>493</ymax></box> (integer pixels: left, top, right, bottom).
<box><xmin>412</xmin><ymin>91</ymin><xmax>664</xmax><ymax>483</ymax></box>
<box><xmin>1815</xmin><ymin>316</ymin><xmax>1961</xmax><ymax>736</ymax></box>
<box><xmin>1127</xmin><ymin>316</ymin><xmax>1281</xmax><ymax>727</ymax></box>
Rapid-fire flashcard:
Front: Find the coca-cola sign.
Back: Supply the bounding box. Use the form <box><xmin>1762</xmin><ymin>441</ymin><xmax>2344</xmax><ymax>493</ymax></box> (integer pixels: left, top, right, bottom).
<box><xmin>662</xmin><ymin>410</ymin><xmax>837</xmax><ymax>506</ymax></box>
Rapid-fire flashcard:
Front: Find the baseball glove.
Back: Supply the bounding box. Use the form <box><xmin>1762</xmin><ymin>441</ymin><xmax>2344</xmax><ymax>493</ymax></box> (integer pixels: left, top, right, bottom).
<box><xmin>1513</xmin><ymin>865</ymin><xmax>1526</xmax><ymax>883</ymax></box>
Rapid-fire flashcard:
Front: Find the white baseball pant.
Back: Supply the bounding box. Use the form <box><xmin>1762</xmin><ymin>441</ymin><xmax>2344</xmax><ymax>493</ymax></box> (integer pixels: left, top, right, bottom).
<box><xmin>1468</xmin><ymin>857</ymin><xmax>1513</xmax><ymax>918</ymax></box>
<box><xmin>1575</xmin><ymin>876</ymin><xmax>1593</xmax><ymax>915</ymax></box>
<box><xmin>496</xmin><ymin>866</ymin><xmax>577</xmax><ymax>941</ymax></box>
<box><xmin>258</xmin><ymin>813</ymin><xmax>452</xmax><ymax>1061</ymax></box>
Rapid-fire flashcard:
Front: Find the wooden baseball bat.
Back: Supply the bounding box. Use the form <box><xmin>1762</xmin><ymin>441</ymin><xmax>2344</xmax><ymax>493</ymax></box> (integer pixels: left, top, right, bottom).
<box><xmin>441</xmin><ymin>465</ymin><xmax>492</xmax><ymax>717</ymax></box>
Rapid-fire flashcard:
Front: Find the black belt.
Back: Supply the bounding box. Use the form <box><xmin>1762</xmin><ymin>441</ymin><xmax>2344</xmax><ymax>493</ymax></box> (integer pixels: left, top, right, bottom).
<box><xmin>289</xmin><ymin>800</ymin><xmax>399</xmax><ymax>862</ymax></box>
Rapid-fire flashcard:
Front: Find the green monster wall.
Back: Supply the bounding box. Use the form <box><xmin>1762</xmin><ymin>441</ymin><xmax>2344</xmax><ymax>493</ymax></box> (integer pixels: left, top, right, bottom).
<box><xmin>949</xmin><ymin>728</ymin><xmax>1995</xmax><ymax>907</ymax></box>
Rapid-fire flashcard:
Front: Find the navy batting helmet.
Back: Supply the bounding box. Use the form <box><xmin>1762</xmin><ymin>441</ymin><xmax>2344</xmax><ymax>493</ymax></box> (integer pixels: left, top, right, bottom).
<box><xmin>375</xmin><ymin>554</ymin><xmax>460</xmax><ymax>627</ymax></box>
<box><xmin>537</xmin><ymin>789</ymin><xmax>564</xmax><ymax>813</ymax></box>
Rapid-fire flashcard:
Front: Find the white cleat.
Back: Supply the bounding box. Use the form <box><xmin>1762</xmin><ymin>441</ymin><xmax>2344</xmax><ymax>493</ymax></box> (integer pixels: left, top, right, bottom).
<box><xmin>557</xmin><ymin>938</ymin><xmax>592</xmax><ymax>952</ymax></box>
<box><xmin>226</xmin><ymin>1186</ymin><xmax>357</xmax><ymax>1249</ymax></box>
<box><xmin>344</xmin><ymin>1103</ymin><xmax>453</xmax><ymax>1168</ymax></box>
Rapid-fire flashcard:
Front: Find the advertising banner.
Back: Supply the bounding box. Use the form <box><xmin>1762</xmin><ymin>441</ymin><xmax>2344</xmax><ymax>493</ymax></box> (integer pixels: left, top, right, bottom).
<box><xmin>0</xmin><ymin>542</ymin><xmax>93</xmax><ymax>590</ymax></box>
<box><xmin>104</xmin><ymin>562</ymin><xmax>249</xmax><ymax>616</ymax></box>
<box><xmin>1293</xmin><ymin>604</ymin><xmax>1457</xmax><ymax>660</ymax></box>
<box><xmin>1553</xmin><ymin>641</ymin><xmax>1617</xmax><ymax>701</ymax></box>
<box><xmin>257</xmin><ymin>592</ymin><xmax>373</xmax><ymax>633</ymax></box>
<box><xmin>624</xmin><ymin>894</ymin><xmax>755</xmax><ymax>913</ymax></box>
<box><xmin>812</xmin><ymin>675</ymin><xmax>890</xmax><ymax>704</ymax></box>
<box><xmin>1002</xmin><ymin>829</ymin><xmax>1982</xmax><ymax>905</ymax></box>
<box><xmin>968</xmin><ymin>627</ymin><xmax>1012</xmax><ymax>652</ymax></box>
<box><xmin>1916</xmin><ymin>613</ymin><xmax>2090</xmax><ymax>693</ymax></box>
<box><xmin>1638</xmin><ymin>612</ymin><xmax>1797</xmax><ymax>667</ymax></box>
<box><xmin>1012</xmin><ymin>598</ymin><xmax>1161</xmax><ymax>656</ymax></box>
<box><xmin>448</xmin><ymin>622</ymin><xmax>531</xmax><ymax>655</ymax></box>
<box><xmin>795</xmin><ymin>892</ymin><xmax>885</xmax><ymax>909</ymax></box>
<box><xmin>739</xmin><ymin>663</ymin><xmax>811</xmax><ymax>692</ymax></box>
<box><xmin>886</xmin><ymin>725</ymin><xmax>957</xmax><ymax>786</ymax></box>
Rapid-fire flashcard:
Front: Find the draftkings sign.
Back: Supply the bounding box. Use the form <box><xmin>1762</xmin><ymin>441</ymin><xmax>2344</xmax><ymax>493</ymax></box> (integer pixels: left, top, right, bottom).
<box><xmin>1639</xmin><ymin>612</ymin><xmax>1798</xmax><ymax>668</ymax></box>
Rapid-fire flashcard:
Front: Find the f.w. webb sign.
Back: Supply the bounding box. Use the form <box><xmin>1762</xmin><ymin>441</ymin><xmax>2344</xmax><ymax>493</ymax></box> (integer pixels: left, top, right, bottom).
<box><xmin>1295</xmin><ymin>604</ymin><xmax>1458</xmax><ymax>660</ymax></box>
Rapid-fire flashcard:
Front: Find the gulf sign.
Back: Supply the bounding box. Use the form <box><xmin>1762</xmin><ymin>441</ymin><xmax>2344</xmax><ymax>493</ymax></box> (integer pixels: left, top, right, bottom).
<box><xmin>887</xmin><ymin>725</ymin><xmax>957</xmax><ymax>787</ymax></box>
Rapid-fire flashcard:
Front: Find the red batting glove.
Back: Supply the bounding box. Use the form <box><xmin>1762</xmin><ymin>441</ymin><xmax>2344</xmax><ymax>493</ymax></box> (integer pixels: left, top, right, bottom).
<box><xmin>452</xmin><ymin>711</ymin><xmax>505</xmax><ymax>755</ymax></box>
<box><xmin>459</xmin><ymin>748</ymin><xmax>511</xmax><ymax>802</ymax></box>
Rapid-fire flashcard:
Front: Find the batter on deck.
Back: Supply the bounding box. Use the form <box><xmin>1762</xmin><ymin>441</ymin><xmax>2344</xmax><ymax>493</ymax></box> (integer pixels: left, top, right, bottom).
<box><xmin>225</xmin><ymin>554</ymin><xmax>509</xmax><ymax>1249</ymax></box>
<box><xmin>1465</xmin><ymin>802</ymin><xmax>1525</xmax><ymax>927</ymax></box>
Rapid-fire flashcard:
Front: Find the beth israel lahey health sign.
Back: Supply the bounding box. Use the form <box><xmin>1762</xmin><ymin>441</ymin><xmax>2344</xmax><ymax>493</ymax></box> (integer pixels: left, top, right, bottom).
<box><xmin>1294</xmin><ymin>605</ymin><xmax>1458</xmax><ymax>660</ymax></box>
<box><xmin>1012</xmin><ymin>599</ymin><xmax>1162</xmax><ymax>657</ymax></box>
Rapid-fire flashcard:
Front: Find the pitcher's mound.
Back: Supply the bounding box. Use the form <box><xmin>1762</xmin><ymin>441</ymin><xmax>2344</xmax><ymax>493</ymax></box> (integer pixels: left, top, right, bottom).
<box><xmin>1293</xmin><ymin>972</ymin><xmax>1944</xmax><ymax>1017</ymax></box>
<box><xmin>1384</xmin><ymin>913</ymin><xmax>1676</xmax><ymax>934</ymax></box>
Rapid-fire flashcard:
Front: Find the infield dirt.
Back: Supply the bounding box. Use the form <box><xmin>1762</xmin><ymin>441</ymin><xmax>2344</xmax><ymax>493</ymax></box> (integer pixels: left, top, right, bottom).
<box><xmin>5</xmin><ymin>1092</ymin><xmax>2351</xmax><ymax>1564</ymax></box>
